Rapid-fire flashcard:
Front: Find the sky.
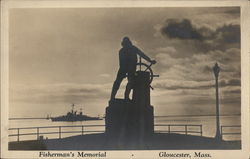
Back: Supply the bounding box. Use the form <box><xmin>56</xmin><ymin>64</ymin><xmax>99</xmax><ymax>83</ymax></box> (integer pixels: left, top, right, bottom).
<box><xmin>9</xmin><ymin>7</ymin><xmax>241</xmax><ymax>118</ymax></box>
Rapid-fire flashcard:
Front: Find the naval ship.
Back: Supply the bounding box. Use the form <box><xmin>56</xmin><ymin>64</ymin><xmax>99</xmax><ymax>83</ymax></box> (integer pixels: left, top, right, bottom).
<box><xmin>50</xmin><ymin>104</ymin><xmax>102</xmax><ymax>122</ymax></box>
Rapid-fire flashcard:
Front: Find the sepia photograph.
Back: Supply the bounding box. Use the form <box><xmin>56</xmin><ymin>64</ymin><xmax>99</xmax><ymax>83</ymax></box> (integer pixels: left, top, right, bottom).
<box><xmin>1</xmin><ymin>0</ymin><xmax>249</xmax><ymax>159</ymax></box>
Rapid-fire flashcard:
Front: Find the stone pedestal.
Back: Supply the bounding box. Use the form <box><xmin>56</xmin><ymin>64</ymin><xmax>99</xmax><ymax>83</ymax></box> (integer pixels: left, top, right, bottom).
<box><xmin>105</xmin><ymin>71</ymin><xmax>154</xmax><ymax>138</ymax></box>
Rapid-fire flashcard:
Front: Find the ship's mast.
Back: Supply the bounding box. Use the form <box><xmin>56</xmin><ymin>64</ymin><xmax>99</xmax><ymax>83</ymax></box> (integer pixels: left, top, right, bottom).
<box><xmin>71</xmin><ymin>103</ymin><xmax>75</xmax><ymax>114</ymax></box>
<box><xmin>79</xmin><ymin>107</ymin><xmax>83</xmax><ymax>115</ymax></box>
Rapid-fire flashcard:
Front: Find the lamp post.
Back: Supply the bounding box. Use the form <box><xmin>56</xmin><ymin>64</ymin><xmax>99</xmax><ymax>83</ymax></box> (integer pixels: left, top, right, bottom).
<box><xmin>213</xmin><ymin>63</ymin><xmax>222</xmax><ymax>141</ymax></box>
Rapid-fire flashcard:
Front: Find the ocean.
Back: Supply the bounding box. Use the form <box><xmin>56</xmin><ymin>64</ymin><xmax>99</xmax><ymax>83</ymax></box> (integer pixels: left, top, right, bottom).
<box><xmin>9</xmin><ymin>115</ymin><xmax>240</xmax><ymax>142</ymax></box>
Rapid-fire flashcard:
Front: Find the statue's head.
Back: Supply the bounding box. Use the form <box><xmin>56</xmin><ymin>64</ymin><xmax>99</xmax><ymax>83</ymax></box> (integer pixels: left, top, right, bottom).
<box><xmin>121</xmin><ymin>37</ymin><xmax>132</xmax><ymax>48</ymax></box>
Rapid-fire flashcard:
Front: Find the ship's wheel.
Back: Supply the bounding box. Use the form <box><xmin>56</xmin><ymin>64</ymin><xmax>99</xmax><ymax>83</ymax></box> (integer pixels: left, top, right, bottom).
<box><xmin>136</xmin><ymin>61</ymin><xmax>159</xmax><ymax>89</ymax></box>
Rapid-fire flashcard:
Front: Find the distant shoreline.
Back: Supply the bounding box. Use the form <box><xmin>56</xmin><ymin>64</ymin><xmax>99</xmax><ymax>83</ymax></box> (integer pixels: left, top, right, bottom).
<box><xmin>154</xmin><ymin>114</ymin><xmax>241</xmax><ymax>118</ymax></box>
<box><xmin>9</xmin><ymin>118</ymin><xmax>48</xmax><ymax>120</ymax></box>
<box><xmin>9</xmin><ymin>114</ymin><xmax>241</xmax><ymax>120</ymax></box>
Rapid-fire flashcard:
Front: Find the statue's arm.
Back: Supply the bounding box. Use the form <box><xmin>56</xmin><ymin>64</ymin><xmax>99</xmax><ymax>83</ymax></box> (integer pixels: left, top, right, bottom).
<box><xmin>119</xmin><ymin>49</ymin><xmax>123</xmax><ymax>67</ymax></box>
<box><xmin>135</xmin><ymin>46</ymin><xmax>156</xmax><ymax>64</ymax></box>
<box><xmin>135</xmin><ymin>46</ymin><xmax>151</xmax><ymax>62</ymax></box>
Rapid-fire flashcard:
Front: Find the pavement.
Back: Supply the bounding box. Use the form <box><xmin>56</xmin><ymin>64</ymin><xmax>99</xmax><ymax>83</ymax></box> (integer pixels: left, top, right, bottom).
<box><xmin>9</xmin><ymin>133</ymin><xmax>241</xmax><ymax>150</ymax></box>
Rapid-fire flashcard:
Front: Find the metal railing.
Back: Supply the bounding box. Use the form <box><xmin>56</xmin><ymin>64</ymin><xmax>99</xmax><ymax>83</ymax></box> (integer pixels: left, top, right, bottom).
<box><xmin>9</xmin><ymin>125</ymin><xmax>105</xmax><ymax>142</ymax></box>
<box><xmin>154</xmin><ymin>124</ymin><xmax>203</xmax><ymax>136</ymax></box>
<box><xmin>9</xmin><ymin>124</ymin><xmax>242</xmax><ymax>142</ymax></box>
<box><xmin>221</xmin><ymin>125</ymin><xmax>241</xmax><ymax>140</ymax></box>
<box><xmin>9</xmin><ymin>124</ymin><xmax>203</xmax><ymax>142</ymax></box>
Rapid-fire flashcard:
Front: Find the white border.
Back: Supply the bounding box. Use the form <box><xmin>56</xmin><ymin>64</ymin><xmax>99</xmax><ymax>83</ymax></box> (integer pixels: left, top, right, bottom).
<box><xmin>1</xmin><ymin>1</ymin><xmax>249</xmax><ymax>159</ymax></box>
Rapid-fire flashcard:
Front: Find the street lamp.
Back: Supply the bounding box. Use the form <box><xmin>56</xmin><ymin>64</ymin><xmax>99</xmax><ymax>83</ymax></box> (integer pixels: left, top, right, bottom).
<box><xmin>213</xmin><ymin>62</ymin><xmax>222</xmax><ymax>141</ymax></box>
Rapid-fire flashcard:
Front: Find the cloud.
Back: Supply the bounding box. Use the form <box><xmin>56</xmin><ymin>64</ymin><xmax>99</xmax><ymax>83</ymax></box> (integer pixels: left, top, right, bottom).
<box><xmin>152</xmin><ymin>44</ymin><xmax>241</xmax><ymax>116</ymax></box>
<box><xmin>223</xmin><ymin>7</ymin><xmax>240</xmax><ymax>15</ymax></box>
<box><xmin>214</xmin><ymin>24</ymin><xmax>240</xmax><ymax>43</ymax></box>
<box><xmin>154</xmin><ymin>46</ymin><xmax>240</xmax><ymax>83</ymax></box>
<box><xmin>10</xmin><ymin>83</ymin><xmax>112</xmax><ymax>104</ymax></box>
<box><xmin>156</xmin><ymin>46</ymin><xmax>177</xmax><ymax>54</ymax></box>
<box><xmin>153</xmin><ymin>79</ymin><xmax>212</xmax><ymax>91</ymax></box>
<box><xmin>153</xmin><ymin>78</ymin><xmax>240</xmax><ymax>91</ymax></box>
<box><xmin>99</xmin><ymin>73</ymin><xmax>111</xmax><ymax>78</ymax></box>
<box><xmin>161</xmin><ymin>19</ymin><xmax>204</xmax><ymax>40</ymax></box>
<box><xmin>161</xmin><ymin>19</ymin><xmax>240</xmax><ymax>46</ymax></box>
<box><xmin>155</xmin><ymin>53</ymin><xmax>175</xmax><ymax>68</ymax></box>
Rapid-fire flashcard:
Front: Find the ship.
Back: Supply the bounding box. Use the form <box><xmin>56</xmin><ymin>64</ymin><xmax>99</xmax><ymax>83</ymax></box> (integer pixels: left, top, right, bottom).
<box><xmin>50</xmin><ymin>104</ymin><xmax>102</xmax><ymax>122</ymax></box>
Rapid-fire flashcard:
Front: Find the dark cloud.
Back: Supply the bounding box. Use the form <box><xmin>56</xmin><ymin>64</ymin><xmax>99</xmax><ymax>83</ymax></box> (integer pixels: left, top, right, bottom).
<box><xmin>221</xmin><ymin>96</ymin><xmax>241</xmax><ymax>105</ymax></box>
<box><xmin>215</xmin><ymin>24</ymin><xmax>240</xmax><ymax>43</ymax></box>
<box><xmin>219</xmin><ymin>79</ymin><xmax>241</xmax><ymax>87</ymax></box>
<box><xmin>227</xmin><ymin>79</ymin><xmax>241</xmax><ymax>86</ymax></box>
<box><xmin>160</xmin><ymin>19</ymin><xmax>240</xmax><ymax>46</ymax></box>
<box><xmin>223</xmin><ymin>89</ymin><xmax>241</xmax><ymax>95</ymax></box>
<box><xmin>232</xmin><ymin>72</ymin><xmax>241</xmax><ymax>78</ymax></box>
<box><xmin>181</xmin><ymin>96</ymin><xmax>214</xmax><ymax>105</ymax></box>
<box><xmin>161</xmin><ymin>19</ymin><xmax>204</xmax><ymax>40</ymax></box>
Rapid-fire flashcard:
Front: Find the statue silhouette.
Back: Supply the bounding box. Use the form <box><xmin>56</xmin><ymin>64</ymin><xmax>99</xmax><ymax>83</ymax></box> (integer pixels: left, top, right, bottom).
<box><xmin>110</xmin><ymin>37</ymin><xmax>156</xmax><ymax>101</ymax></box>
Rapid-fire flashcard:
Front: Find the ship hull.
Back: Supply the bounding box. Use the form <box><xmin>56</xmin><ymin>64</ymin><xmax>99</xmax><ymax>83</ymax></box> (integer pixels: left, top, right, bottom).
<box><xmin>50</xmin><ymin>116</ymin><xmax>102</xmax><ymax>122</ymax></box>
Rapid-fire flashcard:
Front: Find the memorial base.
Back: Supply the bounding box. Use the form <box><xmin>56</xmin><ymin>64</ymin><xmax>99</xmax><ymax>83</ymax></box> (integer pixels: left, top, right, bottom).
<box><xmin>105</xmin><ymin>99</ymin><xmax>154</xmax><ymax>139</ymax></box>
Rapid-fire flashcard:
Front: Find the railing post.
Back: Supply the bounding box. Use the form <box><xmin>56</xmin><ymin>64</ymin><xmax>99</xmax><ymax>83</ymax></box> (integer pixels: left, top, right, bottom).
<box><xmin>139</xmin><ymin>57</ymin><xmax>142</xmax><ymax>71</ymax></box>
<box><xmin>82</xmin><ymin>125</ymin><xmax>84</xmax><ymax>135</ymax></box>
<box><xmin>200</xmin><ymin>125</ymin><xmax>202</xmax><ymax>136</ymax></box>
<box><xmin>221</xmin><ymin>126</ymin><xmax>223</xmax><ymax>140</ymax></box>
<box><xmin>168</xmin><ymin>125</ymin><xmax>170</xmax><ymax>133</ymax></box>
<box><xmin>37</xmin><ymin>127</ymin><xmax>39</xmax><ymax>140</ymax></box>
<box><xmin>185</xmin><ymin>125</ymin><xmax>187</xmax><ymax>135</ymax></box>
<box><xmin>17</xmin><ymin>128</ymin><xmax>20</xmax><ymax>142</ymax></box>
<box><xmin>59</xmin><ymin>126</ymin><xmax>61</xmax><ymax>139</ymax></box>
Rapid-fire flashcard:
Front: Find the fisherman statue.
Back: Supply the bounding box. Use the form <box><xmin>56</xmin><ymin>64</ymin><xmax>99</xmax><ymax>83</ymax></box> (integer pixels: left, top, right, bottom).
<box><xmin>106</xmin><ymin>37</ymin><xmax>158</xmax><ymax>138</ymax></box>
<box><xmin>110</xmin><ymin>37</ymin><xmax>156</xmax><ymax>101</ymax></box>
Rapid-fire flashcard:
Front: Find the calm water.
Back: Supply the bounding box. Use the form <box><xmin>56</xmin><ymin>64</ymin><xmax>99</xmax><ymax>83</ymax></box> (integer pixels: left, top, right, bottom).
<box><xmin>9</xmin><ymin>116</ymin><xmax>240</xmax><ymax>142</ymax></box>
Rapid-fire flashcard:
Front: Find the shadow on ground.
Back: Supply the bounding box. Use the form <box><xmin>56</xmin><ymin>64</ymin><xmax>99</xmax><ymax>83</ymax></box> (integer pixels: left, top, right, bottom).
<box><xmin>9</xmin><ymin>133</ymin><xmax>241</xmax><ymax>150</ymax></box>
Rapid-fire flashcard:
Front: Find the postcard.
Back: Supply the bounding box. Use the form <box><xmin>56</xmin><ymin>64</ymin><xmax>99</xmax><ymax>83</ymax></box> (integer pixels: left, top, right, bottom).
<box><xmin>1</xmin><ymin>0</ymin><xmax>249</xmax><ymax>159</ymax></box>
